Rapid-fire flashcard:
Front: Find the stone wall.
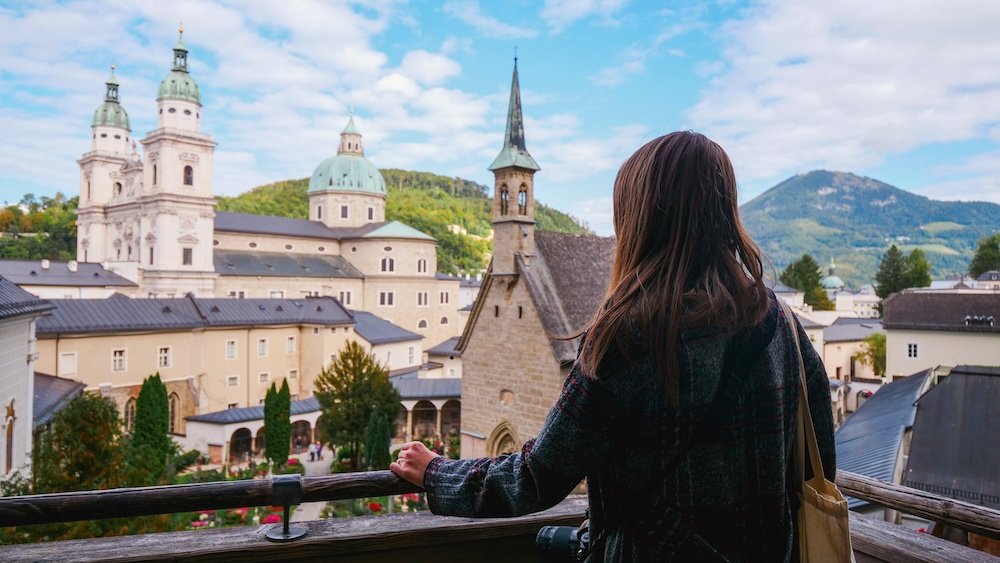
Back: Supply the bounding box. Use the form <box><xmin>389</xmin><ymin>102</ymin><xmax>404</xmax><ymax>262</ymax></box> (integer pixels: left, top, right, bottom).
<box><xmin>460</xmin><ymin>273</ymin><xmax>563</xmax><ymax>457</ymax></box>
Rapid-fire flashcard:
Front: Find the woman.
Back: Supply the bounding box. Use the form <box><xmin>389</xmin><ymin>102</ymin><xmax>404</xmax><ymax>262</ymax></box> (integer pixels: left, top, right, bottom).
<box><xmin>391</xmin><ymin>132</ymin><xmax>836</xmax><ymax>561</ymax></box>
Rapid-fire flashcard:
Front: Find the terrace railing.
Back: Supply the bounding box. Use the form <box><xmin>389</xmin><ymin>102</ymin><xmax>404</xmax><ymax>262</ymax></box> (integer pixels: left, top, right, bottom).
<box><xmin>0</xmin><ymin>470</ymin><xmax>996</xmax><ymax>562</ymax></box>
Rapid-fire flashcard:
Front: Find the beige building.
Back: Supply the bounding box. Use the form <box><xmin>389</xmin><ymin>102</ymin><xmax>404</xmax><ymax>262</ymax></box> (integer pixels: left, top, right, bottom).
<box><xmin>883</xmin><ymin>291</ymin><xmax>999</xmax><ymax>377</ymax></box>
<box><xmin>0</xmin><ymin>278</ymin><xmax>54</xmax><ymax>479</ymax></box>
<box><xmin>822</xmin><ymin>318</ymin><xmax>883</xmax><ymax>412</ymax></box>
<box><xmin>63</xmin><ymin>32</ymin><xmax>464</xmax><ymax>347</ymax></box>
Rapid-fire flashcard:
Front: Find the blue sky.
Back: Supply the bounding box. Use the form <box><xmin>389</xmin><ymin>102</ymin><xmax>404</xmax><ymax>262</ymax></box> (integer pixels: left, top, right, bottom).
<box><xmin>2</xmin><ymin>0</ymin><xmax>1000</xmax><ymax>234</ymax></box>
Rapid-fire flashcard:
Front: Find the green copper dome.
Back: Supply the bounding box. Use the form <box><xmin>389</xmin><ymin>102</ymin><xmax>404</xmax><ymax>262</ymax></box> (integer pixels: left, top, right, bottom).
<box><xmin>92</xmin><ymin>101</ymin><xmax>130</xmax><ymax>130</ymax></box>
<box><xmin>157</xmin><ymin>31</ymin><xmax>200</xmax><ymax>104</ymax></box>
<box><xmin>309</xmin><ymin>154</ymin><xmax>386</xmax><ymax>195</ymax></box>
<box><xmin>158</xmin><ymin>70</ymin><xmax>201</xmax><ymax>104</ymax></box>
<box><xmin>92</xmin><ymin>67</ymin><xmax>129</xmax><ymax>129</ymax></box>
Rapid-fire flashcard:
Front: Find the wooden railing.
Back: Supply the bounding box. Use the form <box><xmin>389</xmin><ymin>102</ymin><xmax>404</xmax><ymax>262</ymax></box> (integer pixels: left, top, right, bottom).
<box><xmin>0</xmin><ymin>471</ymin><xmax>997</xmax><ymax>562</ymax></box>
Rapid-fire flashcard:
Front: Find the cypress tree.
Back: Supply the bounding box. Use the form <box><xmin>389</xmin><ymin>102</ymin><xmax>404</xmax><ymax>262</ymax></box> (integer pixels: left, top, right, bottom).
<box><xmin>129</xmin><ymin>373</ymin><xmax>171</xmax><ymax>481</ymax></box>
<box><xmin>875</xmin><ymin>245</ymin><xmax>907</xmax><ymax>299</ymax></box>
<box><xmin>276</xmin><ymin>379</ymin><xmax>291</xmax><ymax>468</ymax></box>
<box><xmin>264</xmin><ymin>383</ymin><xmax>278</xmax><ymax>468</ymax></box>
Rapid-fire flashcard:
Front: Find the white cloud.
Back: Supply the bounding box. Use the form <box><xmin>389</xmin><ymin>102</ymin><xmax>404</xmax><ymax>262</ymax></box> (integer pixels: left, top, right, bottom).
<box><xmin>442</xmin><ymin>1</ymin><xmax>538</xmax><ymax>39</ymax></box>
<box><xmin>589</xmin><ymin>22</ymin><xmax>690</xmax><ymax>86</ymax></box>
<box><xmin>397</xmin><ymin>50</ymin><xmax>461</xmax><ymax>86</ymax></box>
<box><xmin>540</xmin><ymin>0</ymin><xmax>627</xmax><ymax>33</ymax></box>
<box><xmin>571</xmin><ymin>195</ymin><xmax>614</xmax><ymax>235</ymax></box>
<box><xmin>687</xmin><ymin>0</ymin><xmax>1000</xmax><ymax>202</ymax></box>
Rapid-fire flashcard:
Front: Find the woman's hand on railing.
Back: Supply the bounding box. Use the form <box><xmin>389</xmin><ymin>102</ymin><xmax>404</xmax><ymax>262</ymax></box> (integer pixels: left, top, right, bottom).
<box><xmin>391</xmin><ymin>441</ymin><xmax>439</xmax><ymax>488</ymax></box>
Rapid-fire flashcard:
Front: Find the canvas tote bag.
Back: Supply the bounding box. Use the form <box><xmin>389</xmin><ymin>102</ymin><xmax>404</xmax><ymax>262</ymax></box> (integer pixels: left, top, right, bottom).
<box><xmin>780</xmin><ymin>300</ymin><xmax>855</xmax><ymax>563</ymax></box>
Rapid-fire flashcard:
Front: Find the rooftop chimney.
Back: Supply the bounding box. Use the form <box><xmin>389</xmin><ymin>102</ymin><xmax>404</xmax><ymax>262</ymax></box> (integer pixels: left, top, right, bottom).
<box><xmin>68</xmin><ymin>260</ymin><xmax>78</xmax><ymax>272</ymax></box>
<box><xmin>41</xmin><ymin>259</ymin><xmax>50</xmax><ymax>270</ymax></box>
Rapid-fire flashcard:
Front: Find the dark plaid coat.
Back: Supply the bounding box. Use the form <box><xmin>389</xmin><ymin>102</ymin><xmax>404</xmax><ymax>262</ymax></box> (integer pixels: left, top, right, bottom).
<box><xmin>424</xmin><ymin>296</ymin><xmax>837</xmax><ymax>561</ymax></box>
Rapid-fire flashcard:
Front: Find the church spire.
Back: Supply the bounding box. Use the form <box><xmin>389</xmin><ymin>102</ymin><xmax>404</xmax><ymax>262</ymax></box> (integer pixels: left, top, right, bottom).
<box><xmin>489</xmin><ymin>58</ymin><xmax>540</xmax><ymax>172</ymax></box>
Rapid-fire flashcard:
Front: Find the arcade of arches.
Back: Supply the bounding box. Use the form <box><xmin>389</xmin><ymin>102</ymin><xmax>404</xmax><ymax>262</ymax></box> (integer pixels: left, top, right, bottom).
<box><xmin>223</xmin><ymin>399</ymin><xmax>460</xmax><ymax>463</ymax></box>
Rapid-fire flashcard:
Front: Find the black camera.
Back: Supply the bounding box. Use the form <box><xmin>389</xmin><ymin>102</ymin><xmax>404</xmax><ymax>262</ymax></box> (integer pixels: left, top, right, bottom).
<box><xmin>536</xmin><ymin>519</ymin><xmax>591</xmax><ymax>562</ymax></box>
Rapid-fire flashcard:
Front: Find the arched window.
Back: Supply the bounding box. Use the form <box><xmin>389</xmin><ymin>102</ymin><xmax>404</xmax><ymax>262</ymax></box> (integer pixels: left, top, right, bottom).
<box><xmin>317</xmin><ymin>205</ymin><xmax>323</xmax><ymax>220</ymax></box>
<box><xmin>499</xmin><ymin>186</ymin><xmax>509</xmax><ymax>215</ymax></box>
<box><xmin>381</xmin><ymin>257</ymin><xmax>395</xmax><ymax>272</ymax></box>
<box><xmin>440</xmin><ymin>316</ymin><xmax>449</xmax><ymax>325</ymax></box>
<box><xmin>417</xmin><ymin>258</ymin><xmax>427</xmax><ymax>273</ymax></box>
<box><xmin>152</xmin><ymin>165</ymin><xmax>157</xmax><ymax>185</ymax></box>
<box><xmin>518</xmin><ymin>186</ymin><xmax>528</xmax><ymax>215</ymax></box>
<box><xmin>417</xmin><ymin>319</ymin><xmax>428</xmax><ymax>329</ymax></box>
<box><xmin>124</xmin><ymin>398</ymin><xmax>136</xmax><ymax>433</ymax></box>
<box><xmin>168</xmin><ymin>393</ymin><xmax>180</xmax><ymax>434</ymax></box>
<box><xmin>183</xmin><ymin>165</ymin><xmax>194</xmax><ymax>186</ymax></box>
<box><xmin>114</xmin><ymin>182</ymin><xmax>123</xmax><ymax>196</ymax></box>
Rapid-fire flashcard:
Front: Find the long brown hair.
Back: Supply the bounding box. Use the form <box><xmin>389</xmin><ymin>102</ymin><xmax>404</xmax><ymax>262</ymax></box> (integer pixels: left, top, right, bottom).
<box><xmin>579</xmin><ymin>131</ymin><xmax>769</xmax><ymax>403</ymax></box>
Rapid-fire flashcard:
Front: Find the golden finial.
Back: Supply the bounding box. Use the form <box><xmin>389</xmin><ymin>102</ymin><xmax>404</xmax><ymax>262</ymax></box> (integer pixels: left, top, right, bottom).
<box><xmin>179</xmin><ymin>21</ymin><xmax>184</xmax><ymax>36</ymax></box>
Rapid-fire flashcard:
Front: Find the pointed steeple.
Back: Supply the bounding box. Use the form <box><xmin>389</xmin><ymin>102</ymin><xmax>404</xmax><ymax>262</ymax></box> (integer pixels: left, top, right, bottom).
<box><xmin>338</xmin><ymin>109</ymin><xmax>364</xmax><ymax>156</ymax></box>
<box><xmin>489</xmin><ymin>59</ymin><xmax>540</xmax><ymax>172</ymax></box>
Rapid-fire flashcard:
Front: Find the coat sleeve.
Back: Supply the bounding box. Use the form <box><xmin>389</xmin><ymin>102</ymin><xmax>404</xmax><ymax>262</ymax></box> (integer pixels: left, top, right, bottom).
<box><xmin>423</xmin><ymin>364</ymin><xmax>617</xmax><ymax>518</ymax></box>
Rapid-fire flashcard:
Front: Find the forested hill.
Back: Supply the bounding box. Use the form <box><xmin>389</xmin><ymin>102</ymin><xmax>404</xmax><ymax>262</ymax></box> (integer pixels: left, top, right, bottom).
<box><xmin>215</xmin><ymin>168</ymin><xmax>591</xmax><ymax>274</ymax></box>
<box><xmin>741</xmin><ymin>170</ymin><xmax>1000</xmax><ymax>287</ymax></box>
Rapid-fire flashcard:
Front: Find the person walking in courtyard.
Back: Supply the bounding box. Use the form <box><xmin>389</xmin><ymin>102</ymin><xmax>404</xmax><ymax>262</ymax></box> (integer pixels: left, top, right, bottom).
<box><xmin>315</xmin><ymin>440</ymin><xmax>324</xmax><ymax>461</ymax></box>
<box><xmin>392</xmin><ymin>131</ymin><xmax>836</xmax><ymax>561</ymax></box>
<box><xmin>307</xmin><ymin>440</ymin><xmax>317</xmax><ymax>462</ymax></box>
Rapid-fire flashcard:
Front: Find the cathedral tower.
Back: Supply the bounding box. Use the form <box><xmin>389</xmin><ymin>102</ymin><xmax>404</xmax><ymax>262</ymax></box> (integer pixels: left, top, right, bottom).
<box><xmin>489</xmin><ymin>59</ymin><xmax>540</xmax><ymax>274</ymax></box>
<box><xmin>76</xmin><ymin>66</ymin><xmax>132</xmax><ymax>263</ymax></box>
<box><xmin>307</xmin><ymin>112</ymin><xmax>387</xmax><ymax>228</ymax></box>
<box><xmin>130</xmin><ymin>27</ymin><xmax>217</xmax><ymax>296</ymax></box>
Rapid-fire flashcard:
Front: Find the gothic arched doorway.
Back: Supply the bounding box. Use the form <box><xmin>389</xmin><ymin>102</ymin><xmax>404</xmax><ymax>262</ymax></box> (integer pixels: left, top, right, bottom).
<box><xmin>230</xmin><ymin>428</ymin><xmax>252</xmax><ymax>463</ymax></box>
<box><xmin>486</xmin><ymin>421</ymin><xmax>520</xmax><ymax>457</ymax></box>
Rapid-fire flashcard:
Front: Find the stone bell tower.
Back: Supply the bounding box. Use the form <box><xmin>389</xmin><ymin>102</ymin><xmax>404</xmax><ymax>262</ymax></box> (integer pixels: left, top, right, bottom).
<box><xmin>488</xmin><ymin>59</ymin><xmax>540</xmax><ymax>274</ymax></box>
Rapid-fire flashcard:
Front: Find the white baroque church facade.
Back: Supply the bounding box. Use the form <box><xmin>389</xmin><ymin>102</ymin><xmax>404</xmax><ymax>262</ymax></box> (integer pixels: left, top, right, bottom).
<box><xmin>74</xmin><ymin>32</ymin><xmax>462</xmax><ymax>345</ymax></box>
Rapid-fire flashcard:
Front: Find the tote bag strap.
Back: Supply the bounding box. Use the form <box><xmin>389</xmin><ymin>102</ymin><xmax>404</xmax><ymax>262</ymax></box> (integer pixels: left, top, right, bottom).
<box><xmin>778</xmin><ymin>299</ymin><xmax>826</xmax><ymax>486</ymax></box>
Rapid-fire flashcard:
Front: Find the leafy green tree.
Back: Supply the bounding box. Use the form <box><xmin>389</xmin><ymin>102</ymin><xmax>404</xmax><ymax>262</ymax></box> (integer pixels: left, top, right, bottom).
<box><xmin>780</xmin><ymin>254</ymin><xmax>834</xmax><ymax>309</ymax></box>
<box><xmin>969</xmin><ymin>233</ymin><xmax>1000</xmax><ymax>278</ymax></box>
<box><xmin>858</xmin><ymin>333</ymin><xmax>886</xmax><ymax>377</ymax></box>
<box><xmin>32</xmin><ymin>393</ymin><xmax>126</xmax><ymax>493</ymax></box>
<box><xmin>875</xmin><ymin>245</ymin><xmax>907</xmax><ymax>299</ymax></box>
<box><xmin>806</xmin><ymin>287</ymin><xmax>835</xmax><ymax>311</ymax></box>
<box><xmin>780</xmin><ymin>254</ymin><xmax>823</xmax><ymax>292</ymax></box>
<box><xmin>903</xmin><ymin>248</ymin><xmax>932</xmax><ymax>289</ymax></box>
<box><xmin>315</xmin><ymin>341</ymin><xmax>401</xmax><ymax>471</ymax></box>
<box><xmin>264</xmin><ymin>381</ymin><xmax>291</xmax><ymax>469</ymax></box>
<box><xmin>364</xmin><ymin>412</ymin><xmax>392</xmax><ymax>470</ymax></box>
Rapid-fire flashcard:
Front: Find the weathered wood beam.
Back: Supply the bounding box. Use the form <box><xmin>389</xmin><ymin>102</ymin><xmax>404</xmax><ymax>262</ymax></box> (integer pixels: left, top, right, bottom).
<box><xmin>837</xmin><ymin>471</ymin><xmax>1000</xmax><ymax>541</ymax></box>
<box><xmin>848</xmin><ymin>512</ymin><xmax>997</xmax><ymax>563</ymax></box>
<box><xmin>0</xmin><ymin>471</ymin><xmax>421</xmax><ymax>527</ymax></box>
<box><xmin>0</xmin><ymin>497</ymin><xmax>589</xmax><ymax>562</ymax></box>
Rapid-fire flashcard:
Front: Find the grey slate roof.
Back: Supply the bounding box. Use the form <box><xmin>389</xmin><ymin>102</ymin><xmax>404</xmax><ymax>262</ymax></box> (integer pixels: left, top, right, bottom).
<box><xmin>824</xmin><ymin>319</ymin><xmax>883</xmax><ymax>343</ymax></box>
<box><xmin>37</xmin><ymin>295</ymin><xmax>353</xmax><ymax>335</ymax></box>
<box><xmin>214</xmin><ymin>211</ymin><xmax>381</xmax><ymax>240</ymax></box>
<box><xmin>768</xmin><ymin>281</ymin><xmax>802</xmax><ymax>294</ymax></box>
<box><xmin>390</xmin><ymin>375</ymin><xmax>461</xmax><ymax>400</ymax></box>
<box><xmin>427</xmin><ymin>337</ymin><xmax>461</xmax><ymax>357</ymax></box>
<box><xmin>518</xmin><ymin>231</ymin><xmax>616</xmax><ymax>363</ymax></box>
<box><xmin>794</xmin><ymin>314</ymin><xmax>825</xmax><ymax>329</ymax></box>
<box><xmin>33</xmin><ymin>372</ymin><xmax>85</xmax><ymax>429</ymax></box>
<box><xmin>883</xmin><ymin>291</ymin><xmax>1000</xmax><ymax>333</ymax></box>
<box><xmin>835</xmin><ymin>369</ymin><xmax>931</xmax><ymax>509</ymax></box>
<box><xmin>186</xmin><ymin>396</ymin><xmax>321</xmax><ymax>425</ymax></box>
<box><xmin>214</xmin><ymin>250</ymin><xmax>363</xmax><ymax>279</ymax></box>
<box><xmin>0</xmin><ymin>276</ymin><xmax>54</xmax><ymax>320</ymax></box>
<box><xmin>903</xmin><ymin>365</ymin><xmax>1000</xmax><ymax>510</ymax></box>
<box><xmin>0</xmin><ymin>259</ymin><xmax>136</xmax><ymax>287</ymax></box>
<box><xmin>350</xmin><ymin>310</ymin><xmax>422</xmax><ymax>344</ymax></box>
<box><xmin>186</xmin><ymin>373</ymin><xmax>459</xmax><ymax>423</ymax></box>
